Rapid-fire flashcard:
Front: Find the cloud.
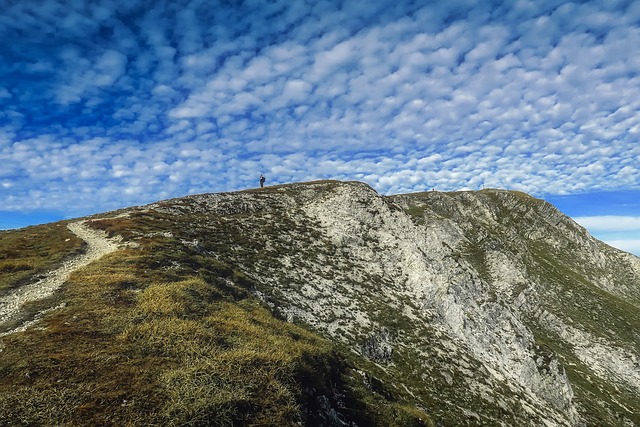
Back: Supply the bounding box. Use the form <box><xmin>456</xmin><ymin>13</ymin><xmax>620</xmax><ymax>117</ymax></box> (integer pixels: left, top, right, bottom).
<box><xmin>282</xmin><ymin>79</ymin><xmax>313</xmax><ymax>103</ymax></box>
<box><xmin>573</xmin><ymin>215</ymin><xmax>640</xmax><ymax>256</ymax></box>
<box><xmin>574</xmin><ymin>216</ymin><xmax>640</xmax><ymax>233</ymax></box>
<box><xmin>1</xmin><ymin>0</ymin><xmax>640</xmax><ymax>221</ymax></box>
<box><xmin>95</xmin><ymin>50</ymin><xmax>128</xmax><ymax>84</ymax></box>
<box><xmin>603</xmin><ymin>240</ymin><xmax>640</xmax><ymax>256</ymax></box>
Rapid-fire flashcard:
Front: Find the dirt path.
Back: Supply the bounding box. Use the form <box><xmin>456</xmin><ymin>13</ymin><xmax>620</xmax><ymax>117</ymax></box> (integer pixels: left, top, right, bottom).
<box><xmin>0</xmin><ymin>221</ymin><xmax>121</xmax><ymax>344</ymax></box>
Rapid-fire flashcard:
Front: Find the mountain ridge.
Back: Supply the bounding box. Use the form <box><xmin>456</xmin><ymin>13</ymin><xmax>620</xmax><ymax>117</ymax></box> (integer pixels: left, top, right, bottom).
<box><xmin>1</xmin><ymin>180</ymin><xmax>638</xmax><ymax>426</ymax></box>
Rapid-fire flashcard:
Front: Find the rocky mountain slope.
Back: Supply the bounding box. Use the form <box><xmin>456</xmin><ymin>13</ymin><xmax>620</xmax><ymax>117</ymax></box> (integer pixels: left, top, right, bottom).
<box><xmin>1</xmin><ymin>180</ymin><xmax>638</xmax><ymax>426</ymax></box>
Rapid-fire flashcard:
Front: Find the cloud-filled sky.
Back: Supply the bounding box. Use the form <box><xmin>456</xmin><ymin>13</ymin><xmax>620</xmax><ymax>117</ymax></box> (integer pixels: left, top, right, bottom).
<box><xmin>1</xmin><ymin>0</ymin><xmax>639</xmax><ymax>254</ymax></box>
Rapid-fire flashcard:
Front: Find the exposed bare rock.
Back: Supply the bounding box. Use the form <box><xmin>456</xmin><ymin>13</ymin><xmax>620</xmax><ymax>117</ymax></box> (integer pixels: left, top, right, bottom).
<box><xmin>147</xmin><ymin>181</ymin><xmax>638</xmax><ymax>426</ymax></box>
<box><xmin>6</xmin><ymin>181</ymin><xmax>636</xmax><ymax>426</ymax></box>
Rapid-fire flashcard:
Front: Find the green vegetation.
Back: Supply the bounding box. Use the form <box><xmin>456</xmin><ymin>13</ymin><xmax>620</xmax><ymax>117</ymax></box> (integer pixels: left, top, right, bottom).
<box><xmin>396</xmin><ymin>188</ymin><xmax>640</xmax><ymax>425</ymax></box>
<box><xmin>0</xmin><ymin>201</ymin><xmax>434</xmax><ymax>426</ymax></box>
<box><xmin>0</xmin><ymin>222</ymin><xmax>84</xmax><ymax>294</ymax></box>
<box><xmin>530</xmin><ymin>242</ymin><xmax>640</xmax><ymax>343</ymax></box>
<box><xmin>530</xmin><ymin>327</ymin><xmax>640</xmax><ymax>426</ymax></box>
<box><xmin>403</xmin><ymin>205</ymin><xmax>427</xmax><ymax>225</ymax></box>
<box><xmin>2</xmin><ymin>182</ymin><xmax>639</xmax><ymax>426</ymax></box>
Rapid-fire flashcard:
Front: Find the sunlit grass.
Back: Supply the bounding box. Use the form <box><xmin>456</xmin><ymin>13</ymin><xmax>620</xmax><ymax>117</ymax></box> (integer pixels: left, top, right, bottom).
<box><xmin>0</xmin><ymin>222</ymin><xmax>84</xmax><ymax>294</ymax></box>
<box><xmin>0</xmin><ymin>209</ymin><xmax>434</xmax><ymax>426</ymax></box>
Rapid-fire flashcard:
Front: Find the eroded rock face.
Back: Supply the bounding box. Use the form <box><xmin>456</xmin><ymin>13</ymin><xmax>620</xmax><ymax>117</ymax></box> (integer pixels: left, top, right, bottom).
<box><xmin>301</xmin><ymin>183</ymin><xmax>580</xmax><ymax>425</ymax></box>
<box><xmin>147</xmin><ymin>181</ymin><xmax>640</xmax><ymax>426</ymax></box>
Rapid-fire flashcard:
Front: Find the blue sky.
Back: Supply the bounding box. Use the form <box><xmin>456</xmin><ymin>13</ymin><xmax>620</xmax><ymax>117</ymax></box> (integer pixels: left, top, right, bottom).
<box><xmin>1</xmin><ymin>0</ymin><xmax>639</xmax><ymax>255</ymax></box>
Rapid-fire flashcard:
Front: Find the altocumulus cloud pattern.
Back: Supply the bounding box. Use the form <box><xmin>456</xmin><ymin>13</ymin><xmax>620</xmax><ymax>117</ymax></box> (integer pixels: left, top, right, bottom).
<box><xmin>1</xmin><ymin>0</ymin><xmax>640</xmax><ymax>216</ymax></box>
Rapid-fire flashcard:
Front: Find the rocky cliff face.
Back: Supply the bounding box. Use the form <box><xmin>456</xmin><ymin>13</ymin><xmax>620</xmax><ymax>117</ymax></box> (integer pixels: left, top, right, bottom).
<box><xmin>143</xmin><ymin>181</ymin><xmax>639</xmax><ymax>426</ymax></box>
<box><xmin>2</xmin><ymin>180</ymin><xmax>638</xmax><ymax>426</ymax></box>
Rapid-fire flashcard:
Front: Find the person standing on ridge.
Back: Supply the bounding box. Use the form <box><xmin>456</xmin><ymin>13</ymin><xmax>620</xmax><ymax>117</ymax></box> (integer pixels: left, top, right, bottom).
<box><xmin>260</xmin><ymin>174</ymin><xmax>266</xmax><ymax>188</ymax></box>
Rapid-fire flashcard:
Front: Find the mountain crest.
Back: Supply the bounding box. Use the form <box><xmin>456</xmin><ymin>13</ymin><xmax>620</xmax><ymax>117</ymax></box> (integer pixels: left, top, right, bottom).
<box><xmin>1</xmin><ymin>180</ymin><xmax>638</xmax><ymax>426</ymax></box>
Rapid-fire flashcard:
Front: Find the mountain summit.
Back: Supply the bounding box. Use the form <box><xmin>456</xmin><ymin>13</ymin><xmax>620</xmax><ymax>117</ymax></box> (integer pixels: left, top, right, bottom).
<box><xmin>1</xmin><ymin>180</ymin><xmax>638</xmax><ymax>426</ymax></box>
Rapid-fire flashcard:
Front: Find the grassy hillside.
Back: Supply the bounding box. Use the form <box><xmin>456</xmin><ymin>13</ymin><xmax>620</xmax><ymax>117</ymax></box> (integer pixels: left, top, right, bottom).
<box><xmin>0</xmin><ymin>211</ymin><xmax>433</xmax><ymax>426</ymax></box>
<box><xmin>2</xmin><ymin>181</ymin><xmax>638</xmax><ymax>426</ymax></box>
<box><xmin>0</xmin><ymin>223</ymin><xmax>84</xmax><ymax>295</ymax></box>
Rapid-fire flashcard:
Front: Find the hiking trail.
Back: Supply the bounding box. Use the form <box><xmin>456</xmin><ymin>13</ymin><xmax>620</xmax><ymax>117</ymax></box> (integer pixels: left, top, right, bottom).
<box><xmin>0</xmin><ymin>221</ymin><xmax>121</xmax><ymax>348</ymax></box>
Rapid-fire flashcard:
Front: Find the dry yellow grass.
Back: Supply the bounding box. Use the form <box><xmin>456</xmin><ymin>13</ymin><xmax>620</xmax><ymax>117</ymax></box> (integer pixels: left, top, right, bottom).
<box><xmin>0</xmin><ymin>222</ymin><xmax>84</xmax><ymax>293</ymax></box>
<box><xmin>0</xmin><ymin>212</ymin><xmax>434</xmax><ymax>426</ymax></box>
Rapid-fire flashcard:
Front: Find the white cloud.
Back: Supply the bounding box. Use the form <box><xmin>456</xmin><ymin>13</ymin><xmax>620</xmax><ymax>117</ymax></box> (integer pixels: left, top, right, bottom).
<box><xmin>573</xmin><ymin>215</ymin><xmax>640</xmax><ymax>256</ymax></box>
<box><xmin>53</xmin><ymin>48</ymin><xmax>128</xmax><ymax>104</ymax></box>
<box><xmin>1</xmin><ymin>0</ymin><xmax>640</xmax><ymax>222</ymax></box>
<box><xmin>603</xmin><ymin>239</ymin><xmax>640</xmax><ymax>256</ymax></box>
<box><xmin>574</xmin><ymin>216</ymin><xmax>640</xmax><ymax>233</ymax></box>
<box><xmin>280</xmin><ymin>79</ymin><xmax>313</xmax><ymax>104</ymax></box>
<box><xmin>169</xmin><ymin>104</ymin><xmax>210</xmax><ymax>119</ymax></box>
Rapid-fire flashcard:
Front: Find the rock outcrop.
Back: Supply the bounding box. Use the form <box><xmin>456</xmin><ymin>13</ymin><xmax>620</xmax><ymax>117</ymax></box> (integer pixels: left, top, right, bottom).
<box><xmin>142</xmin><ymin>181</ymin><xmax>639</xmax><ymax>426</ymax></box>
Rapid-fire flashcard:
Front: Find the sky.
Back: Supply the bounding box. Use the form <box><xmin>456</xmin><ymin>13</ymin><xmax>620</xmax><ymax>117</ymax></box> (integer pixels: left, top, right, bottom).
<box><xmin>1</xmin><ymin>0</ymin><xmax>639</xmax><ymax>255</ymax></box>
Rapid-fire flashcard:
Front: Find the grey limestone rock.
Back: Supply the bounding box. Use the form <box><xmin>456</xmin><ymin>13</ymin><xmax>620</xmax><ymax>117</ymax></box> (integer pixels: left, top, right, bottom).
<box><xmin>145</xmin><ymin>181</ymin><xmax>640</xmax><ymax>426</ymax></box>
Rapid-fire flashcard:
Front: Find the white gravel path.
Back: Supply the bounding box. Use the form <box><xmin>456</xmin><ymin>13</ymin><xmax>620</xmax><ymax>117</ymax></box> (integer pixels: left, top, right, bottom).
<box><xmin>0</xmin><ymin>221</ymin><xmax>121</xmax><ymax>343</ymax></box>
